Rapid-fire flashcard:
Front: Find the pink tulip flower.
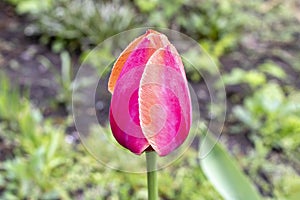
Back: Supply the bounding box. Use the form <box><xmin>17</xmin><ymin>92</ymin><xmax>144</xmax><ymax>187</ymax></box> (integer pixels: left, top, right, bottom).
<box><xmin>108</xmin><ymin>29</ymin><xmax>192</xmax><ymax>156</ymax></box>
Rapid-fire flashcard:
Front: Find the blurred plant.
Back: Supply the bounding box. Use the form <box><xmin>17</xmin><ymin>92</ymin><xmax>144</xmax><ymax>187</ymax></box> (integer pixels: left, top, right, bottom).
<box><xmin>222</xmin><ymin>61</ymin><xmax>287</xmax><ymax>89</ymax></box>
<box><xmin>238</xmin><ymin>139</ymin><xmax>300</xmax><ymax>198</ymax></box>
<box><xmin>273</xmin><ymin>166</ymin><xmax>300</xmax><ymax>200</ymax></box>
<box><xmin>2</xmin><ymin>0</ymin><xmax>300</xmax><ymax>198</ymax></box>
<box><xmin>258</xmin><ymin>61</ymin><xmax>287</xmax><ymax>80</ymax></box>
<box><xmin>0</xmin><ymin>71</ymin><xmax>223</xmax><ymax>200</ymax></box>
<box><xmin>24</xmin><ymin>0</ymin><xmax>138</xmax><ymax>52</ymax></box>
<box><xmin>58</xmin><ymin>51</ymin><xmax>72</xmax><ymax>105</ymax></box>
<box><xmin>80</xmin><ymin>46</ymin><xmax>114</xmax><ymax>75</ymax></box>
<box><xmin>200</xmin><ymin>133</ymin><xmax>262</xmax><ymax>200</ymax></box>
<box><xmin>233</xmin><ymin>82</ymin><xmax>300</xmax><ymax>153</ymax></box>
<box><xmin>2</xmin><ymin>124</ymin><xmax>73</xmax><ymax>199</ymax></box>
<box><xmin>134</xmin><ymin>0</ymin><xmax>257</xmax><ymax>82</ymax></box>
<box><xmin>135</xmin><ymin>0</ymin><xmax>244</xmax><ymax>42</ymax></box>
<box><xmin>38</xmin><ymin>51</ymin><xmax>73</xmax><ymax>109</ymax></box>
<box><xmin>0</xmin><ymin>74</ymin><xmax>26</xmax><ymax>122</ymax></box>
<box><xmin>222</xmin><ymin>68</ymin><xmax>266</xmax><ymax>89</ymax></box>
<box><xmin>0</xmin><ymin>76</ymin><xmax>97</xmax><ymax>199</ymax></box>
<box><xmin>248</xmin><ymin>0</ymin><xmax>300</xmax><ymax>43</ymax></box>
<box><xmin>159</xmin><ymin>149</ymin><xmax>222</xmax><ymax>200</ymax></box>
<box><xmin>5</xmin><ymin>0</ymin><xmax>54</xmax><ymax>14</ymax></box>
<box><xmin>39</xmin><ymin>50</ymin><xmax>103</xmax><ymax>111</ymax></box>
<box><xmin>80</xmin><ymin>146</ymin><xmax>222</xmax><ymax>200</ymax></box>
<box><xmin>227</xmin><ymin>81</ymin><xmax>300</xmax><ymax>197</ymax></box>
<box><xmin>0</xmin><ymin>80</ymin><xmax>73</xmax><ymax>199</ymax></box>
<box><xmin>237</xmin><ymin>0</ymin><xmax>300</xmax><ymax>74</ymax></box>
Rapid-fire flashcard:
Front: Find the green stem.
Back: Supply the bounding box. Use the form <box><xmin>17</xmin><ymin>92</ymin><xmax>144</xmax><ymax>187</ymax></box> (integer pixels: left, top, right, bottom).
<box><xmin>146</xmin><ymin>151</ymin><xmax>158</xmax><ymax>200</ymax></box>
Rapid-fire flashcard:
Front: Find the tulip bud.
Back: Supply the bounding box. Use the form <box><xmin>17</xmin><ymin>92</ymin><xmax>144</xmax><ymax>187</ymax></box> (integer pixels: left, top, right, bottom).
<box><xmin>108</xmin><ymin>29</ymin><xmax>192</xmax><ymax>156</ymax></box>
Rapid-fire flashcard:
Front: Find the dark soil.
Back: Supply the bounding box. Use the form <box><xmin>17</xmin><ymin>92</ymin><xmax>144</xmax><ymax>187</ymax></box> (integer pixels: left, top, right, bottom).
<box><xmin>0</xmin><ymin>2</ymin><xmax>61</xmax><ymax>109</ymax></box>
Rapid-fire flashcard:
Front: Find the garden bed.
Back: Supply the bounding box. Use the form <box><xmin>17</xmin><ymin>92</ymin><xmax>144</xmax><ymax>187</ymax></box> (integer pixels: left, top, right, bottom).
<box><xmin>1</xmin><ymin>1</ymin><xmax>300</xmax><ymax>199</ymax></box>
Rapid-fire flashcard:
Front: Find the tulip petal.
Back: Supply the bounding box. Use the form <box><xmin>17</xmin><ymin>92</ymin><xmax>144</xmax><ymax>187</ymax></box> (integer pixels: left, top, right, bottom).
<box><xmin>110</xmin><ymin>106</ymin><xmax>149</xmax><ymax>155</ymax></box>
<box><xmin>139</xmin><ymin>45</ymin><xmax>192</xmax><ymax>156</ymax></box>
<box><xmin>109</xmin><ymin>31</ymin><xmax>170</xmax><ymax>155</ymax></box>
<box><xmin>108</xmin><ymin>29</ymin><xmax>169</xmax><ymax>94</ymax></box>
<box><xmin>108</xmin><ymin>35</ymin><xmax>144</xmax><ymax>94</ymax></box>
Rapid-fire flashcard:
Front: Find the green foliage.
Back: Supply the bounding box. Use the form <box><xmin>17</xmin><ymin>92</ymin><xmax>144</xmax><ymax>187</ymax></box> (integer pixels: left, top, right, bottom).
<box><xmin>200</xmin><ymin>134</ymin><xmax>261</xmax><ymax>200</ymax></box>
<box><xmin>26</xmin><ymin>0</ymin><xmax>138</xmax><ymax>51</ymax></box>
<box><xmin>12</xmin><ymin>0</ymin><xmax>296</xmax><ymax>86</ymax></box>
<box><xmin>6</xmin><ymin>0</ymin><xmax>54</xmax><ymax>14</ymax></box>
<box><xmin>238</xmin><ymin>140</ymin><xmax>300</xmax><ymax>199</ymax></box>
<box><xmin>3</xmin><ymin>0</ymin><xmax>300</xmax><ymax>199</ymax></box>
<box><xmin>0</xmin><ymin>72</ymin><xmax>222</xmax><ymax>199</ymax></box>
<box><xmin>80</xmin><ymin>47</ymin><xmax>114</xmax><ymax>73</ymax></box>
<box><xmin>202</xmin><ymin>34</ymin><xmax>237</xmax><ymax>61</ymax></box>
<box><xmin>134</xmin><ymin>0</ymin><xmax>158</xmax><ymax>13</ymax></box>
<box><xmin>231</xmin><ymin>82</ymin><xmax>300</xmax><ymax>198</ymax></box>
<box><xmin>3</xmin><ymin>134</ymin><xmax>71</xmax><ymax>199</ymax></box>
<box><xmin>0</xmin><ymin>79</ymin><xmax>72</xmax><ymax>199</ymax></box>
<box><xmin>79</xmin><ymin>149</ymin><xmax>222</xmax><ymax>200</ymax></box>
<box><xmin>135</xmin><ymin>0</ymin><xmax>245</xmax><ymax>76</ymax></box>
<box><xmin>0</xmin><ymin>74</ymin><xmax>25</xmax><ymax>122</ymax></box>
<box><xmin>159</xmin><ymin>149</ymin><xmax>222</xmax><ymax>200</ymax></box>
<box><xmin>222</xmin><ymin>60</ymin><xmax>287</xmax><ymax>89</ymax></box>
<box><xmin>38</xmin><ymin>51</ymin><xmax>73</xmax><ymax>107</ymax></box>
<box><xmin>273</xmin><ymin>166</ymin><xmax>300</xmax><ymax>200</ymax></box>
<box><xmin>136</xmin><ymin>0</ymin><xmax>244</xmax><ymax>42</ymax></box>
<box><xmin>233</xmin><ymin>83</ymin><xmax>300</xmax><ymax>152</ymax></box>
<box><xmin>7</xmin><ymin>0</ymin><xmax>300</xmax><ymax>86</ymax></box>
<box><xmin>222</xmin><ymin>68</ymin><xmax>267</xmax><ymax>89</ymax></box>
<box><xmin>248</xmin><ymin>0</ymin><xmax>299</xmax><ymax>43</ymax></box>
<box><xmin>258</xmin><ymin>61</ymin><xmax>287</xmax><ymax>80</ymax></box>
<box><xmin>58</xmin><ymin>51</ymin><xmax>73</xmax><ymax>105</ymax></box>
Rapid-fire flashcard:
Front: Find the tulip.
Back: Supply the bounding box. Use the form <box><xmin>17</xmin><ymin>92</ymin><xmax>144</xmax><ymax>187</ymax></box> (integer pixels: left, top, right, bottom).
<box><xmin>108</xmin><ymin>29</ymin><xmax>192</xmax><ymax>200</ymax></box>
<box><xmin>108</xmin><ymin>29</ymin><xmax>192</xmax><ymax>157</ymax></box>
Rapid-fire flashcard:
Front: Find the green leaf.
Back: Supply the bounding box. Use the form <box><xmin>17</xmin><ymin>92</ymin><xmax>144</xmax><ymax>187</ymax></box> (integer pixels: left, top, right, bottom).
<box><xmin>258</xmin><ymin>61</ymin><xmax>287</xmax><ymax>80</ymax></box>
<box><xmin>232</xmin><ymin>105</ymin><xmax>260</xmax><ymax>129</ymax></box>
<box><xmin>134</xmin><ymin>0</ymin><xmax>158</xmax><ymax>13</ymax></box>
<box><xmin>258</xmin><ymin>83</ymin><xmax>284</xmax><ymax>113</ymax></box>
<box><xmin>244</xmin><ymin>70</ymin><xmax>266</xmax><ymax>88</ymax></box>
<box><xmin>222</xmin><ymin>68</ymin><xmax>266</xmax><ymax>88</ymax></box>
<box><xmin>15</xmin><ymin>0</ymin><xmax>53</xmax><ymax>14</ymax></box>
<box><xmin>199</xmin><ymin>134</ymin><xmax>261</xmax><ymax>200</ymax></box>
<box><xmin>60</xmin><ymin>51</ymin><xmax>72</xmax><ymax>89</ymax></box>
<box><xmin>46</xmin><ymin>131</ymin><xmax>60</xmax><ymax>162</ymax></box>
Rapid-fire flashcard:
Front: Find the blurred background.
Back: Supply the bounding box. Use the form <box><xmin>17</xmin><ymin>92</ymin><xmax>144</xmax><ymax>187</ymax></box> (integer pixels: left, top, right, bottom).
<box><xmin>0</xmin><ymin>0</ymin><xmax>300</xmax><ymax>199</ymax></box>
